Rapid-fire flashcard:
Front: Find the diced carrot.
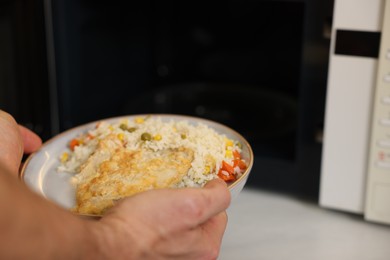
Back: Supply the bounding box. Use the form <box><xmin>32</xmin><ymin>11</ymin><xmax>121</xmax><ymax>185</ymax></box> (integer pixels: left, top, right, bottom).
<box><xmin>233</xmin><ymin>150</ymin><xmax>241</xmax><ymax>159</ymax></box>
<box><xmin>233</xmin><ymin>159</ymin><xmax>247</xmax><ymax>170</ymax></box>
<box><xmin>69</xmin><ymin>139</ymin><xmax>80</xmax><ymax>151</ymax></box>
<box><xmin>218</xmin><ymin>169</ymin><xmax>236</xmax><ymax>182</ymax></box>
<box><xmin>233</xmin><ymin>159</ymin><xmax>239</xmax><ymax>168</ymax></box>
<box><xmin>218</xmin><ymin>161</ymin><xmax>237</xmax><ymax>182</ymax></box>
<box><xmin>221</xmin><ymin>160</ymin><xmax>235</xmax><ymax>175</ymax></box>
<box><xmin>87</xmin><ymin>133</ymin><xmax>95</xmax><ymax>140</ymax></box>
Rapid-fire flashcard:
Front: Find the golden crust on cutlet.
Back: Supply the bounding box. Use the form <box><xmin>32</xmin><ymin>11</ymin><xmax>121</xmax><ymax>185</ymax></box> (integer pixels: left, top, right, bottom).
<box><xmin>74</xmin><ymin>135</ymin><xmax>194</xmax><ymax>215</ymax></box>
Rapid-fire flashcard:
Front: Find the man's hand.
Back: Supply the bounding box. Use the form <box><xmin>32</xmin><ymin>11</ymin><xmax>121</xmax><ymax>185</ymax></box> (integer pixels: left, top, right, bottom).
<box><xmin>0</xmin><ymin>110</ymin><xmax>231</xmax><ymax>259</ymax></box>
<box><xmin>0</xmin><ymin>111</ymin><xmax>42</xmax><ymax>173</ymax></box>
<box><xmin>18</xmin><ymin>124</ymin><xmax>43</xmax><ymax>154</ymax></box>
<box><xmin>91</xmin><ymin>178</ymin><xmax>231</xmax><ymax>259</ymax></box>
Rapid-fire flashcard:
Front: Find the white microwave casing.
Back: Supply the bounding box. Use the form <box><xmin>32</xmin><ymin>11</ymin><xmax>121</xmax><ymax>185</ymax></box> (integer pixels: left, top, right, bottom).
<box><xmin>320</xmin><ymin>0</ymin><xmax>390</xmax><ymax>225</ymax></box>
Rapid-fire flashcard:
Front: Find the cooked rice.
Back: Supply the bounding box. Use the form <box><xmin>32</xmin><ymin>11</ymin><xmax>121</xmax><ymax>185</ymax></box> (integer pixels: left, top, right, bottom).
<box><xmin>58</xmin><ymin>116</ymin><xmax>244</xmax><ymax>187</ymax></box>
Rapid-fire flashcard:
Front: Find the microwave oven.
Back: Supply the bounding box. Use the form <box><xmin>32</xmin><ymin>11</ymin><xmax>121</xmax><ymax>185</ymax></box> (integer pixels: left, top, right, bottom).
<box><xmin>42</xmin><ymin>0</ymin><xmax>333</xmax><ymax>196</ymax></box>
<box><xmin>320</xmin><ymin>0</ymin><xmax>390</xmax><ymax>225</ymax></box>
<box><xmin>1</xmin><ymin>0</ymin><xmax>333</xmax><ymax>196</ymax></box>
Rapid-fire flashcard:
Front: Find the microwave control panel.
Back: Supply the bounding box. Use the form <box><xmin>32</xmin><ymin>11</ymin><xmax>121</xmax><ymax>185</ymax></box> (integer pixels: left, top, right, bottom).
<box><xmin>365</xmin><ymin>0</ymin><xmax>390</xmax><ymax>225</ymax></box>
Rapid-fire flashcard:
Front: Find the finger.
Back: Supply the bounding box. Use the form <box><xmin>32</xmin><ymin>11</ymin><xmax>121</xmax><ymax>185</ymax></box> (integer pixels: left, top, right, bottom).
<box><xmin>174</xmin><ymin>211</ymin><xmax>229</xmax><ymax>258</ymax></box>
<box><xmin>183</xmin><ymin>178</ymin><xmax>231</xmax><ymax>228</ymax></box>
<box><xmin>144</xmin><ymin>178</ymin><xmax>230</xmax><ymax>232</ymax></box>
<box><xmin>107</xmin><ymin>179</ymin><xmax>230</xmax><ymax>236</ymax></box>
<box><xmin>151</xmin><ymin>211</ymin><xmax>228</xmax><ymax>259</ymax></box>
<box><xmin>18</xmin><ymin>125</ymin><xmax>42</xmax><ymax>154</ymax></box>
<box><xmin>0</xmin><ymin>111</ymin><xmax>23</xmax><ymax>172</ymax></box>
<box><xmin>199</xmin><ymin>211</ymin><xmax>228</xmax><ymax>252</ymax></box>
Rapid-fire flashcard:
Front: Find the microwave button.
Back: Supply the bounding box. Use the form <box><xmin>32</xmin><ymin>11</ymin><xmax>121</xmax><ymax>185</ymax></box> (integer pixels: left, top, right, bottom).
<box><xmin>378</xmin><ymin>140</ymin><xmax>390</xmax><ymax>147</ymax></box>
<box><xmin>376</xmin><ymin>161</ymin><xmax>390</xmax><ymax>169</ymax></box>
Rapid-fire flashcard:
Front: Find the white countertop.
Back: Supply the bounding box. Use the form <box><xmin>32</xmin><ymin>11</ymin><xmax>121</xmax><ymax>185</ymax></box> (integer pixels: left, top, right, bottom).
<box><xmin>220</xmin><ymin>188</ymin><xmax>390</xmax><ymax>260</ymax></box>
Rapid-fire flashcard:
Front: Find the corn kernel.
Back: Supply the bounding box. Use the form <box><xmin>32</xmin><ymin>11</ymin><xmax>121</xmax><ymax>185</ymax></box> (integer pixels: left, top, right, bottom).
<box><xmin>225</xmin><ymin>150</ymin><xmax>233</xmax><ymax>158</ymax></box>
<box><xmin>154</xmin><ymin>134</ymin><xmax>162</xmax><ymax>141</ymax></box>
<box><xmin>117</xmin><ymin>133</ymin><xmax>124</xmax><ymax>141</ymax></box>
<box><xmin>225</xmin><ymin>138</ymin><xmax>234</xmax><ymax>147</ymax></box>
<box><xmin>109</xmin><ymin>125</ymin><xmax>114</xmax><ymax>131</ymax></box>
<box><xmin>60</xmin><ymin>152</ymin><xmax>69</xmax><ymax>163</ymax></box>
<box><xmin>203</xmin><ymin>166</ymin><xmax>211</xmax><ymax>174</ymax></box>
<box><xmin>135</xmin><ymin>117</ymin><xmax>144</xmax><ymax>124</ymax></box>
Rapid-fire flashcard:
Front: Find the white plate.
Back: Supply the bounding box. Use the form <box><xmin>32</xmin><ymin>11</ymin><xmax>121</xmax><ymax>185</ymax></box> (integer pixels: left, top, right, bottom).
<box><xmin>20</xmin><ymin>114</ymin><xmax>254</xmax><ymax>211</ymax></box>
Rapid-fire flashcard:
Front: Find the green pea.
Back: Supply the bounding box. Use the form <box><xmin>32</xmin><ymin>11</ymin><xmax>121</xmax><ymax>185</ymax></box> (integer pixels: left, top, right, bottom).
<box><xmin>127</xmin><ymin>127</ymin><xmax>137</xmax><ymax>133</ymax></box>
<box><xmin>141</xmin><ymin>132</ymin><xmax>152</xmax><ymax>141</ymax></box>
<box><xmin>119</xmin><ymin>124</ymin><xmax>128</xmax><ymax>131</ymax></box>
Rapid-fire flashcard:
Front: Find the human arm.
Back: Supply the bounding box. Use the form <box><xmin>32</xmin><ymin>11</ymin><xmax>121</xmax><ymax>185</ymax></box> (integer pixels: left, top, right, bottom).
<box><xmin>0</xmin><ymin>111</ymin><xmax>94</xmax><ymax>258</ymax></box>
<box><xmin>0</xmin><ymin>111</ymin><xmax>42</xmax><ymax>174</ymax></box>
<box><xmin>0</xmin><ymin>164</ymin><xmax>229</xmax><ymax>259</ymax></box>
<box><xmin>0</xmin><ymin>111</ymin><xmax>231</xmax><ymax>259</ymax></box>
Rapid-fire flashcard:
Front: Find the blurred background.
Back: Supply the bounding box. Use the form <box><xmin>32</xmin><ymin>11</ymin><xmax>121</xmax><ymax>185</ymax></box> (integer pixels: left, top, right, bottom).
<box><xmin>0</xmin><ymin>0</ymin><xmax>334</xmax><ymax>198</ymax></box>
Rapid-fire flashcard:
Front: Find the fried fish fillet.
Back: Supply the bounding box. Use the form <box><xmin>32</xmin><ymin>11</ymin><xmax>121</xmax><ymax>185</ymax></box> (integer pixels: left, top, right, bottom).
<box><xmin>74</xmin><ymin>135</ymin><xmax>194</xmax><ymax>215</ymax></box>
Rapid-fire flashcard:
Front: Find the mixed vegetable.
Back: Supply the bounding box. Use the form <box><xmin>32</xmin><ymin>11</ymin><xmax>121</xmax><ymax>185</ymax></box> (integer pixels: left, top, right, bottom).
<box><xmin>217</xmin><ymin>141</ymin><xmax>247</xmax><ymax>182</ymax></box>
<box><xmin>62</xmin><ymin>116</ymin><xmax>247</xmax><ymax>183</ymax></box>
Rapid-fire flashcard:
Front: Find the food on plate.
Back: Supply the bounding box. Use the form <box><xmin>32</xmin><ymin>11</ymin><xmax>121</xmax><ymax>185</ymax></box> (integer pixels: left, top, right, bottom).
<box><xmin>58</xmin><ymin>116</ymin><xmax>247</xmax><ymax>215</ymax></box>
